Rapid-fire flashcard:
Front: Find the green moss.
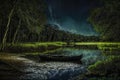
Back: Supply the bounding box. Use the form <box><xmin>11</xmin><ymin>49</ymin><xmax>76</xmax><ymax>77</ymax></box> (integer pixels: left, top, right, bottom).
<box><xmin>88</xmin><ymin>56</ymin><xmax>120</xmax><ymax>76</ymax></box>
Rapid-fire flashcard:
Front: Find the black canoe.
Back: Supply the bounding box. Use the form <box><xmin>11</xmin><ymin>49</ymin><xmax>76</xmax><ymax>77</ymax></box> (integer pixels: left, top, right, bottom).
<box><xmin>39</xmin><ymin>54</ymin><xmax>83</xmax><ymax>62</ymax></box>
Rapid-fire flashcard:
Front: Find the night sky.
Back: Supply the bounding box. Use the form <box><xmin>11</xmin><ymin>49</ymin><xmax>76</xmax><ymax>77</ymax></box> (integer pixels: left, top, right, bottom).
<box><xmin>45</xmin><ymin>0</ymin><xmax>100</xmax><ymax>36</ymax></box>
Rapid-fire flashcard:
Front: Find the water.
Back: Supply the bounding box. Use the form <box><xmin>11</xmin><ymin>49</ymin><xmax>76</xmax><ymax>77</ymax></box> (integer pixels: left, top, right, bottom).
<box><xmin>47</xmin><ymin>48</ymin><xmax>104</xmax><ymax>65</ymax></box>
<box><xmin>21</xmin><ymin>48</ymin><xmax>104</xmax><ymax>80</ymax></box>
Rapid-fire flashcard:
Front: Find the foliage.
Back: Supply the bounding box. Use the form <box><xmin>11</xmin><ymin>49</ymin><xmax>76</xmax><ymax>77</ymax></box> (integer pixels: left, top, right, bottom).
<box><xmin>0</xmin><ymin>0</ymin><xmax>46</xmax><ymax>45</ymax></box>
<box><xmin>12</xmin><ymin>23</ymin><xmax>99</xmax><ymax>42</ymax></box>
<box><xmin>37</xmin><ymin>24</ymin><xmax>99</xmax><ymax>42</ymax></box>
<box><xmin>88</xmin><ymin>56</ymin><xmax>120</xmax><ymax>76</ymax></box>
<box><xmin>17</xmin><ymin>0</ymin><xmax>46</xmax><ymax>33</ymax></box>
<box><xmin>88</xmin><ymin>0</ymin><xmax>120</xmax><ymax>41</ymax></box>
<box><xmin>4</xmin><ymin>42</ymin><xmax>65</xmax><ymax>53</ymax></box>
<box><xmin>0</xmin><ymin>0</ymin><xmax>100</xmax><ymax>48</ymax></box>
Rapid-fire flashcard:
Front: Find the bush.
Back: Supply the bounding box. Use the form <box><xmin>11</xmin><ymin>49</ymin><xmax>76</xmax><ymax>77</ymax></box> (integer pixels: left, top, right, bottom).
<box><xmin>88</xmin><ymin>56</ymin><xmax>120</xmax><ymax>76</ymax></box>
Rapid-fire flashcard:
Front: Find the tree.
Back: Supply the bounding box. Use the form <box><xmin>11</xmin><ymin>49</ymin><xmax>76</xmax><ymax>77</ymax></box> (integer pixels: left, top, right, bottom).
<box><xmin>17</xmin><ymin>0</ymin><xmax>46</xmax><ymax>42</ymax></box>
<box><xmin>0</xmin><ymin>0</ymin><xmax>46</xmax><ymax>50</ymax></box>
<box><xmin>88</xmin><ymin>0</ymin><xmax>120</xmax><ymax>41</ymax></box>
<box><xmin>0</xmin><ymin>0</ymin><xmax>17</xmax><ymax>50</ymax></box>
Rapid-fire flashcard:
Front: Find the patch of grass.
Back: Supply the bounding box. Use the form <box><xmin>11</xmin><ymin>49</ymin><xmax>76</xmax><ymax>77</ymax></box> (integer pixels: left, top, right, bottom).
<box><xmin>4</xmin><ymin>42</ymin><xmax>66</xmax><ymax>53</ymax></box>
<box><xmin>88</xmin><ymin>56</ymin><xmax>120</xmax><ymax>76</ymax></box>
<box><xmin>11</xmin><ymin>42</ymin><xmax>66</xmax><ymax>47</ymax></box>
<box><xmin>75</xmin><ymin>42</ymin><xmax>120</xmax><ymax>50</ymax></box>
<box><xmin>76</xmin><ymin>42</ymin><xmax>120</xmax><ymax>46</ymax></box>
<box><xmin>3</xmin><ymin>42</ymin><xmax>120</xmax><ymax>53</ymax></box>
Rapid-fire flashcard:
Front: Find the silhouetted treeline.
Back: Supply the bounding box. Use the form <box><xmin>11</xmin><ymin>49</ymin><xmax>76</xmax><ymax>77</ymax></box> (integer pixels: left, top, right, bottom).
<box><xmin>0</xmin><ymin>23</ymin><xmax>99</xmax><ymax>44</ymax></box>
<box><xmin>24</xmin><ymin>24</ymin><xmax>99</xmax><ymax>42</ymax></box>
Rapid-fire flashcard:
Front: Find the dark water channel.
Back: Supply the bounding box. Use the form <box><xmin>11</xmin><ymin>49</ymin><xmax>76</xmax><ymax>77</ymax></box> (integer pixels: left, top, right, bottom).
<box><xmin>21</xmin><ymin>48</ymin><xmax>105</xmax><ymax>80</ymax></box>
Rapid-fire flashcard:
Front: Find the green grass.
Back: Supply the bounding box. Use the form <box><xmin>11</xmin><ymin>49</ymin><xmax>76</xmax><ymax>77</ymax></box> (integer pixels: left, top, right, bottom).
<box><xmin>76</xmin><ymin>42</ymin><xmax>120</xmax><ymax>45</ymax></box>
<box><xmin>7</xmin><ymin>42</ymin><xmax>120</xmax><ymax>47</ymax></box>
<box><xmin>75</xmin><ymin>42</ymin><xmax>120</xmax><ymax>51</ymax></box>
<box><xmin>74</xmin><ymin>42</ymin><xmax>120</xmax><ymax>79</ymax></box>
<box><xmin>4</xmin><ymin>42</ymin><xmax>66</xmax><ymax>53</ymax></box>
<box><xmin>3</xmin><ymin>42</ymin><xmax>120</xmax><ymax>53</ymax></box>
<box><xmin>10</xmin><ymin>42</ymin><xmax>66</xmax><ymax>48</ymax></box>
<box><xmin>88</xmin><ymin>56</ymin><xmax>120</xmax><ymax>76</ymax></box>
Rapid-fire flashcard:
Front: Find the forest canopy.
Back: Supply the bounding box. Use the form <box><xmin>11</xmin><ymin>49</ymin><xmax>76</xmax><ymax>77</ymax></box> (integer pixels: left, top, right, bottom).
<box><xmin>88</xmin><ymin>0</ymin><xmax>120</xmax><ymax>41</ymax></box>
<box><xmin>0</xmin><ymin>0</ymin><xmax>119</xmax><ymax>51</ymax></box>
<box><xmin>0</xmin><ymin>0</ymin><xmax>46</xmax><ymax>50</ymax></box>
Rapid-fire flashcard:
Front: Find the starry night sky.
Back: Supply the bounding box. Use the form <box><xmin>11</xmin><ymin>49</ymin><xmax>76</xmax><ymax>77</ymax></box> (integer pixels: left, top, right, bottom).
<box><xmin>45</xmin><ymin>0</ymin><xmax>100</xmax><ymax>36</ymax></box>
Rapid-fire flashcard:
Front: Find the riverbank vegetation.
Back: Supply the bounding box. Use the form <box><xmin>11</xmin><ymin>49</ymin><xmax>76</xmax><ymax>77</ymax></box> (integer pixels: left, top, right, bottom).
<box><xmin>88</xmin><ymin>0</ymin><xmax>120</xmax><ymax>41</ymax></box>
<box><xmin>3</xmin><ymin>42</ymin><xmax>65</xmax><ymax>53</ymax></box>
<box><xmin>79</xmin><ymin>0</ymin><xmax>120</xmax><ymax>79</ymax></box>
<box><xmin>1</xmin><ymin>42</ymin><xmax>119</xmax><ymax>53</ymax></box>
<box><xmin>0</xmin><ymin>0</ymin><xmax>120</xmax><ymax>80</ymax></box>
<box><xmin>85</xmin><ymin>55</ymin><xmax>120</xmax><ymax>80</ymax></box>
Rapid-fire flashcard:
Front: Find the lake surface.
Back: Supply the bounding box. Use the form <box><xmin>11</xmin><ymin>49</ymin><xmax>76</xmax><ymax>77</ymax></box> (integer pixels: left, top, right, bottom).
<box><xmin>21</xmin><ymin>48</ymin><xmax>105</xmax><ymax>80</ymax></box>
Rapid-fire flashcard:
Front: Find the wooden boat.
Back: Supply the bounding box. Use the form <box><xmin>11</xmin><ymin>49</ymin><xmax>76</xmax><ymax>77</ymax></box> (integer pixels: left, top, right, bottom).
<box><xmin>39</xmin><ymin>54</ymin><xmax>83</xmax><ymax>63</ymax></box>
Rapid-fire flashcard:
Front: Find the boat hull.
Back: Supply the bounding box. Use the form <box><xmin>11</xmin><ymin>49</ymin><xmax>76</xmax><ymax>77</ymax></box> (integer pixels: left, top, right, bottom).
<box><xmin>39</xmin><ymin>55</ymin><xmax>82</xmax><ymax>63</ymax></box>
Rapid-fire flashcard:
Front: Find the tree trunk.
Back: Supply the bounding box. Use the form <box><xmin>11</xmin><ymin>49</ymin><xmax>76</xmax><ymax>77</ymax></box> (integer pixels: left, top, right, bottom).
<box><xmin>1</xmin><ymin>7</ymin><xmax>15</xmax><ymax>50</ymax></box>
<box><xmin>12</xmin><ymin>19</ymin><xmax>21</xmax><ymax>45</ymax></box>
<box><xmin>37</xmin><ymin>34</ymin><xmax>40</xmax><ymax>42</ymax></box>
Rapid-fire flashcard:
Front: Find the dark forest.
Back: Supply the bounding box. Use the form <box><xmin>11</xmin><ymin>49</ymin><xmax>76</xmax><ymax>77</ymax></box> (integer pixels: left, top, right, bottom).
<box><xmin>0</xmin><ymin>0</ymin><xmax>120</xmax><ymax>80</ymax></box>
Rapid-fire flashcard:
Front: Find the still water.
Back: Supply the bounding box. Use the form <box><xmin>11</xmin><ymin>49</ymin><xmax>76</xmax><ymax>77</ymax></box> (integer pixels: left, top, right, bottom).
<box><xmin>21</xmin><ymin>48</ymin><xmax>105</xmax><ymax>80</ymax></box>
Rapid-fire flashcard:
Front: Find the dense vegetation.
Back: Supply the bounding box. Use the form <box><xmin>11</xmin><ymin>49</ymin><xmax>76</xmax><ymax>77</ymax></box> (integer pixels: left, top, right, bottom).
<box><xmin>0</xmin><ymin>0</ymin><xmax>100</xmax><ymax>51</ymax></box>
<box><xmin>88</xmin><ymin>56</ymin><xmax>120</xmax><ymax>76</ymax></box>
<box><xmin>0</xmin><ymin>0</ymin><xmax>46</xmax><ymax>50</ymax></box>
<box><xmin>75</xmin><ymin>0</ymin><xmax>120</xmax><ymax>79</ymax></box>
<box><xmin>88</xmin><ymin>0</ymin><xmax>120</xmax><ymax>41</ymax></box>
<box><xmin>31</xmin><ymin>24</ymin><xmax>99</xmax><ymax>42</ymax></box>
<box><xmin>0</xmin><ymin>0</ymin><xmax>120</xmax><ymax>80</ymax></box>
<box><xmin>11</xmin><ymin>23</ymin><xmax>99</xmax><ymax>42</ymax></box>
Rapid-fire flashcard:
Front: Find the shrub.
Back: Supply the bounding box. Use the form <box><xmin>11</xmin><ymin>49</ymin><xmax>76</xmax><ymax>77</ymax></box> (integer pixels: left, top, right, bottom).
<box><xmin>88</xmin><ymin>56</ymin><xmax>120</xmax><ymax>76</ymax></box>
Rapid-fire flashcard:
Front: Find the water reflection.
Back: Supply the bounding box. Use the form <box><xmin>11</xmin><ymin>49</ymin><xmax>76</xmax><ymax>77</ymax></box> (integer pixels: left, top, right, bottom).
<box><xmin>22</xmin><ymin>48</ymin><xmax>104</xmax><ymax>80</ymax></box>
<box><xmin>47</xmin><ymin>48</ymin><xmax>104</xmax><ymax>65</ymax></box>
<box><xmin>20</xmin><ymin>62</ymin><xmax>85</xmax><ymax>80</ymax></box>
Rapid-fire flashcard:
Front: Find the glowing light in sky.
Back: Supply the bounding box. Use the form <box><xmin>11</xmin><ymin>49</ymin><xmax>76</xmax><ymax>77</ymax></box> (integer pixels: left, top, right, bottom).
<box><xmin>46</xmin><ymin>0</ymin><xmax>100</xmax><ymax>36</ymax></box>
